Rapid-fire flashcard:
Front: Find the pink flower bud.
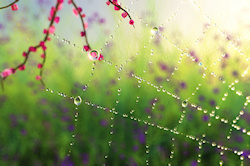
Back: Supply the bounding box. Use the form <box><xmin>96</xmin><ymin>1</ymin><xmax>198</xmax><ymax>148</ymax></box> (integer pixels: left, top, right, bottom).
<box><xmin>37</xmin><ymin>64</ymin><xmax>43</xmax><ymax>68</ymax></box>
<box><xmin>18</xmin><ymin>65</ymin><xmax>26</xmax><ymax>71</ymax></box>
<box><xmin>58</xmin><ymin>3</ymin><xmax>63</xmax><ymax>10</ymax></box>
<box><xmin>84</xmin><ymin>22</ymin><xmax>88</xmax><ymax>29</ymax></box>
<box><xmin>83</xmin><ymin>45</ymin><xmax>90</xmax><ymax>51</ymax></box>
<box><xmin>11</xmin><ymin>4</ymin><xmax>18</xmax><ymax>11</ymax></box>
<box><xmin>78</xmin><ymin>7</ymin><xmax>82</xmax><ymax>13</ymax></box>
<box><xmin>23</xmin><ymin>52</ymin><xmax>27</xmax><ymax>57</ymax></box>
<box><xmin>36</xmin><ymin>76</ymin><xmax>41</xmax><ymax>80</ymax></box>
<box><xmin>73</xmin><ymin>8</ymin><xmax>78</xmax><ymax>16</ymax></box>
<box><xmin>114</xmin><ymin>5</ymin><xmax>120</xmax><ymax>11</ymax></box>
<box><xmin>43</xmin><ymin>29</ymin><xmax>48</xmax><ymax>34</ymax></box>
<box><xmin>40</xmin><ymin>41</ymin><xmax>45</xmax><ymax>47</ymax></box>
<box><xmin>80</xmin><ymin>31</ymin><xmax>85</xmax><ymax>37</ymax></box>
<box><xmin>68</xmin><ymin>0</ymin><xmax>72</xmax><ymax>4</ymax></box>
<box><xmin>1</xmin><ymin>68</ymin><xmax>13</xmax><ymax>77</ymax></box>
<box><xmin>106</xmin><ymin>1</ymin><xmax>110</xmax><ymax>5</ymax></box>
<box><xmin>49</xmin><ymin>25</ymin><xmax>55</xmax><ymax>34</ymax></box>
<box><xmin>129</xmin><ymin>19</ymin><xmax>134</xmax><ymax>25</ymax></box>
<box><xmin>41</xmin><ymin>54</ymin><xmax>45</xmax><ymax>58</ymax></box>
<box><xmin>98</xmin><ymin>54</ymin><xmax>104</xmax><ymax>61</ymax></box>
<box><xmin>29</xmin><ymin>47</ymin><xmax>37</xmax><ymax>52</ymax></box>
<box><xmin>122</xmin><ymin>12</ymin><xmax>128</xmax><ymax>18</ymax></box>
<box><xmin>54</xmin><ymin>17</ymin><xmax>60</xmax><ymax>23</ymax></box>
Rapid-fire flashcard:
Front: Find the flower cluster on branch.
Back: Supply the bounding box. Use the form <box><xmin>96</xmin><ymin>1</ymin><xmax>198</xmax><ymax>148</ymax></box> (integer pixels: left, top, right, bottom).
<box><xmin>0</xmin><ymin>0</ymin><xmax>134</xmax><ymax>91</ymax></box>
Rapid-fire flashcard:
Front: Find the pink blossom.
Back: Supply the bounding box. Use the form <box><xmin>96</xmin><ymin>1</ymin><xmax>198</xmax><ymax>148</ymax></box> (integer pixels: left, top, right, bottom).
<box><xmin>11</xmin><ymin>68</ymin><xmax>16</xmax><ymax>74</ymax></box>
<box><xmin>36</xmin><ymin>76</ymin><xmax>41</xmax><ymax>80</ymax></box>
<box><xmin>41</xmin><ymin>54</ymin><xmax>45</xmax><ymax>58</ymax></box>
<box><xmin>50</xmin><ymin>7</ymin><xmax>56</xmax><ymax>17</ymax></box>
<box><xmin>98</xmin><ymin>54</ymin><xmax>104</xmax><ymax>61</ymax></box>
<box><xmin>73</xmin><ymin>8</ymin><xmax>78</xmax><ymax>16</ymax></box>
<box><xmin>78</xmin><ymin>7</ymin><xmax>82</xmax><ymax>13</ymax></box>
<box><xmin>1</xmin><ymin>68</ymin><xmax>13</xmax><ymax>77</ymax></box>
<box><xmin>80</xmin><ymin>31</ymin><xmax>85</xmax><ymax>37</ymax></box>
<box><xmin>114</xmin><ymin>5</ymin><xmax>120</xmax><ymax>11</ymax></box>
<box><xmin>58</xmin><ymin>0</ymin><xmax>64</xmax><ymax>3</ymax></box>
<box><xmin>49</xmin><ymin>25</ymin><xmax>55</xmax><ymax>34</ymax></box>
<box><xmin>58</xmin><ymin>3</ymin><xmax>63</xmax><ymax>10</ymax></box>
<box><xmin>82</xmin><ymin>13</ymin><xmax>86</xmax><ymax>18</ymax></box>
<box><xmin>54</xmin><ymin>17</ymin><xmax>60</xmax><ymax>23</ymax></box>
<box><xmin>47</xmin><ymin>37</ymin><xmax>51</xmax><ymax>41</ymax></box>
<box><xmin>40</xmin><ymin>41</ymin><xmax>45</xmax><ymax>47</ymax></box>
<box><xmin>42</xmin><ymin>46</ymin><xmax>47</xmax><ymax>51</ymax></box>
<box><xmin>106</xmin><ymin>1</ymin><xmax>110</xmax><ymax>5</ymax></box>
<box><xmin>48</xmin><ymin>16</ymin><xmax>52</xmax><ymax>21</ymax></box>
<box><xmin>11</xmin><ymin>4</ymin><xmax>18</xmax><ymax>11</ymax></box>
<box><xmin>129</xmin><ymin>19</ymin><xmax>134</xmax><ymax>25</ymax></box>
<box><xmin>68</xmin><ymin>0</ymin><xmax>72</xmax><ymax>4</ymax></box>
<box><xmin>84</xmin><ymin>22</ymin><xmax>88</xmax><ymax>29</ymax></box>
<box><xmin>18</xmin><ymin>65</ymin><xmax>26</xmax><ymax>71</ymax></box>
<box><xmin>22</xmin><ymin>52</ymin><xmax>27</xmax><ymax>57</ymax></box>
<box><xmin>122</xmin><ymin>12</ymin><xmax>128</xmax><ymax>18</ymax></box>
<box><xmin>83</xmin><ymin>45</ymin><xmax>90</xmax><ymax>51</ymax></box>
<box><xmin>43</xmin><ymin>29</ymin><xmax>48</xmax><ymax>34</ymax></box>
<box><xmin>113</xmin><ymin>0</ymin><xmax>118</xmax><ymax>5</ymax></box>
<box><xmin>37</xmin><ymin>63</ymin><xmax>43</xmax><ymax>68</ymax></box>
<box><xmin>29</xmin><ymin>47</ymin><xmax>37</xmax><ymax>52</ymax></box>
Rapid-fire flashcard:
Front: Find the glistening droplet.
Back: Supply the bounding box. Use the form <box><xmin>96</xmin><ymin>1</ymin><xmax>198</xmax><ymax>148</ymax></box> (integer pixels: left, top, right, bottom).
<box><xmin>88</xmin><ymin>50</ymin><xmax>100</xmax><ymax>61</ymax></box>
<box><xmin>74</xmin><ymin>96</ymin><xmax>82</xmax><ymax>106</ymax></box>
<box><xmin>151</xmin><ymin>27</ymin><xmax>158</xmax><ymax>35</ymax></box>
<box><xmin>182</xmin><ymin>100</ymin><xmax>188</xmax><ymax>107</ymax></box>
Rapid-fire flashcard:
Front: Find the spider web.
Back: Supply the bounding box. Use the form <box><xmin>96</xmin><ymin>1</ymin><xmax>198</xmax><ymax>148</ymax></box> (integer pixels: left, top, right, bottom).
<box><xmin>0</xmin><ymin>0</ymin><xmax>250</xmax><ymax>165</ymax></box>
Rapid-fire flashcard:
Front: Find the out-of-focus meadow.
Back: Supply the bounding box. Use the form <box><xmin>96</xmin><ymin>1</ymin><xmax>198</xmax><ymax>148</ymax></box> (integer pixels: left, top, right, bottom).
<box><xmin>0</xmin><ymin>0</ymin><xmax>250</xmax><ymax>165</ymax></box>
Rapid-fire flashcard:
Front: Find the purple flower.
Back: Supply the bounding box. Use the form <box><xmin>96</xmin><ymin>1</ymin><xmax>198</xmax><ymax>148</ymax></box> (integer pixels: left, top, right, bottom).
<box><xmin>68</xmin><ymin>125</ymin><xmax>75</xmax><ymax>132</ymax></box>
<box><xmin>159</xmin><ymin>62</ymin><xmax>167</xmax><ymax>71</ymax></box>
<box><xmin>99</xmin><ymin>18</ymin><xmax>106</xmax><ymax>24</ymax></box>
<box><xmin>232</xmin><ymin>70</ymin><xmax>238</xmax><ymax>77</ymax></box>
<box><xmin>213</xmin><ymin>88</ymin><xmax>219</xmax><ymax>94</ymax></box>
<box><xmin>180</xmin><ymin>82</ymin><xmax>187</xmax><ymax>89</ymax></box>
<box><xmin>100</xmin><ymin>120</ymin><xmax>108</xmax><ymax>126</ymax></box>
<box><xmin>81</xmin><ymin>153</ymin><xmax>89</xmax><ymax>165</ymax></box>
<box><xmin>61</xmin><ymin>156</ymin><xmax>74</xmax><ymax>166</ymax></box>
<box><xmin>209</xmin><ymin>100</ymin><xmax>216</xmax><ymax>106</ymax></box>
<box><xmin>138</xmin><ymin>131</ymin><xmax>145</xmax><ymax>144</ymax></box>
<box><xmin>191</xmin><ymin>160</ymin><xmax>198</xmax><ymax>166</ymax></box>
<box><xmin>133</xmin><ymin>145</ymin><xmax>139</xmax><ymax>151</ymax></box>
<box><xmin>202</xmin><ymin>115</ymin><xmax>209</xmax><ymax>122</ymax></box>
<box><xmin>21</xmin><ymin>129</ymin><xmax>27</xmax><ymax>136</ymax></box>
<box><xmin>199</xmin><ymin>95</ymin><xmax>205</xmax><ymax>101</ymax></box>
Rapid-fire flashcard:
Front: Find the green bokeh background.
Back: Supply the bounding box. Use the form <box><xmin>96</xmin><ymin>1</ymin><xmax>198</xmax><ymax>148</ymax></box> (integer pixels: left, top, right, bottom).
<box><xmin>0</xmin><ymin>0</ymin><xmax>249</xmax><ymax>165</ymax></box>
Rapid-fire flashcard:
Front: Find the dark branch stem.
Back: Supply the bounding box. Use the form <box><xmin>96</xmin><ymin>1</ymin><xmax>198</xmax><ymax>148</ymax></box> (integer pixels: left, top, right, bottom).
<box><xmin>39</xmin><ymin>50</ymin><xmax>46</xmax><ymax>87</ymax></box>
<box><xmin>108</xmin><ymin>0</ymin><xmax>134</xmax><ymax>27</ymax></box>
<box><xmin>0</xmin><ymin>0</ymin><xmax>19</xmax><ymax>10</ymax></box>
<box><xmin>71</xmin><ymin>0</ymin><xmax>91</xmax><ymax>49</ymax></box>
<box><xmin>1</xmin><ymin>1</ymin><xmax>60</xmax><ymax>91</ymax></box>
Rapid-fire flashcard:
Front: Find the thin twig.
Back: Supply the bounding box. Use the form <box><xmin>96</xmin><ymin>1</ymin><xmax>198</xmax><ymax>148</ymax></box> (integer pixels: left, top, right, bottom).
<box><xmin>0</xmin><ymin>0</ymin><xmax>19</xmax><ymax>10</ymax></box>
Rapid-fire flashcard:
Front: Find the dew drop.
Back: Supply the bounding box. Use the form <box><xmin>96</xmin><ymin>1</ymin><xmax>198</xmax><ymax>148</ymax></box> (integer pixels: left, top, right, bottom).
<box><xmin>88</xmin><ymin>50</ymin><xmax>100</xmax><ymax>61</ymax></box>
<box><xmin>182</xmin><ymin>100</ymin><xmax>188</xmax><ymax>107</ymax></box>
<box><xmin>74</xmin><ymin>96</ymin><xmax>82</xmax><ymax>106</ymax></box>
<box><xmin>151</xmin><ymin>27</ymin><xmax>158</xmax><ymax>35</ymax></box>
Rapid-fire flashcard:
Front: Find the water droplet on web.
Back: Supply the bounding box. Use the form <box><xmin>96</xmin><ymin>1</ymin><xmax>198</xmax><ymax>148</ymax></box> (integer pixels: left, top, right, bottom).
<box><xmin>151</xmin><ymin>27</ymin><xmax>158</xmax><ymax>35</ymax></box>
<box><xmin>74</xmin><ymin>96</ymin><xmax>82</xmax><ymax>106</ymax></box>
<box><xmin>88</xmin><ymin>50</ymin><xmax>100</xmax><ymax>61</ymax></box>
<box><xmin>182</xmin><ymin>100</ymin><xmax>188</xmax><ymax>107</ymax></box>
